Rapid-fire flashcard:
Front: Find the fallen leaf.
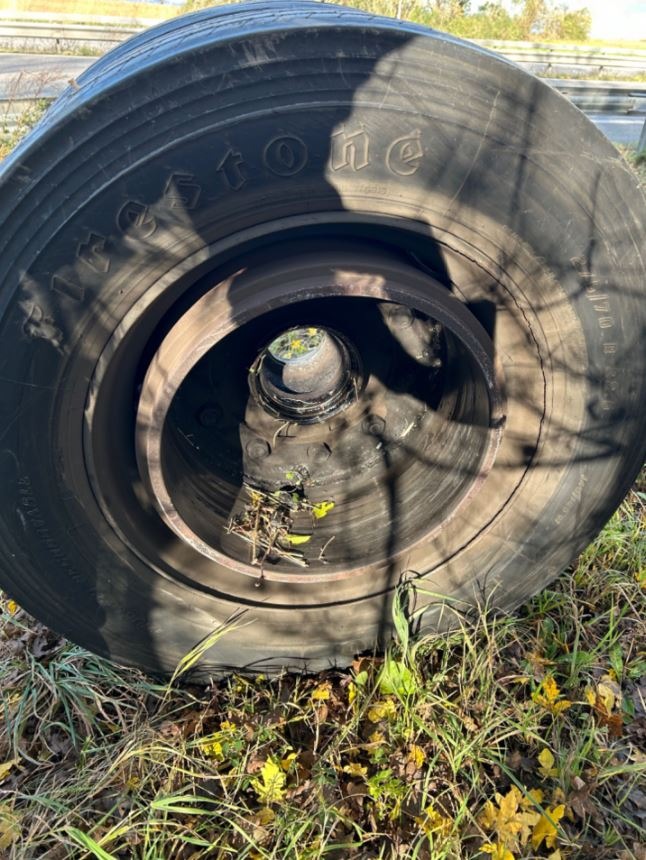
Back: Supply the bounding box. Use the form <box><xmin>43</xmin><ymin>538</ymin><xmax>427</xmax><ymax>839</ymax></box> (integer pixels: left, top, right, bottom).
<box><xmin>367</xmin><ymin>699</ymin><xmax>397</xmax><ymax>723</ymax></box>
<box><xmin>197</xmin><ymin>736</ymin><xmax>224</xmax><ymax>759</ymax></box>
<box><xmin>311</xmin><ymin>683</ymin><xmax>331</xmax><ymax>701</ymax></box>
<box><xmin>312</xmin><ymin>501</ymin><xmax>335</xmax><ymax>519</ymax></box>
<box><xmin>283</xmin><ymin>533</ymin><xmax>311</xmax><ymax>546</ymax></box>
<box><xmin>342</xmin><ymin>762</ymin><xmax>368</xmax><ymax>779</ymax></box>
<box><xmin>531</xmin><ymin>804</ymin><xmax>565</xmax><ymax>850</ymax></box>
<box><xmin>520</xmin><ymin>788</ymin><xmax>544</xmax><ymax>809</ymax></box>
<box><xmin>481</xmin><ymin>844</ymin><xmax>515</xmax><ymax>860</ymax></box>
<box><xmin>568</xmin><ymin>777</ymin><xmax>595</xmax><ymax>819</ymax></box>
<box><xmin>0</xmin><ymin>805</ymin><xmax>20</xmax><ymax>851</ymax></box>
<box><xmin>478</xmin><ymin>786</ymin><xmax>539</xmax><ymax>849</ymax></box>
<box><xmin>537</xmin><ymin>748</ymin><xmax>558</xmax><ymax>779</ymax></box>
<box><xmin>407</xmin><ymin>744</ymin><xmax>426</xmax><ymax>769</ymax></box>
<box><xmin>0</xmin><ymin>760</ymin><xmax>19</xmax><ymax>783</ymax></box>
<box><xmin>280</xmin><ymin>752</ymin><xmax>298</xmax><ymax>771</ymax></box>
<box><xmin>255</xmin><ymin>806</ymin><xmax>275</xmax><ymax>826</ymax></box>
<box><xmin>532</xmin><ymin>676</ymin><xmax>572</xmax><ymax>716</ymax></box>
<box><xmin>415</xmin><ymin>804</ymin><xmax>452</xmax><ymax>838</ymax></box>
<box><xmin>250</xmin><ymin>759</ymin><xmax>286</xmax><ymax>805</ymax></box>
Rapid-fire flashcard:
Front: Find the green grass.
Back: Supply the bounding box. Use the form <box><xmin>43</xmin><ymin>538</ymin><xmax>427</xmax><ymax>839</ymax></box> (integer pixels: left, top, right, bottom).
<box><xmin>619</xmin><ymin>144</ymin><xmax>646</xmax><ymax>178</ymax></box>
<box><xmin>0</xmin><ymin>99</ymin><xmax>645</xmax><ymax>860</ymax></box>
<box><xmin>1</xmin><ymin>483</ymin><xmax>644</xmax><ymax>858</ymax></box>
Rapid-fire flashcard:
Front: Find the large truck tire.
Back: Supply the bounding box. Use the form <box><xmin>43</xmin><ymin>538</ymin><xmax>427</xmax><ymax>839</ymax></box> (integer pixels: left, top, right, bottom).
<box><xmin>0</xmin><ymin>2</ymin><xmax>644</xmax><ymax>676</ymax></box>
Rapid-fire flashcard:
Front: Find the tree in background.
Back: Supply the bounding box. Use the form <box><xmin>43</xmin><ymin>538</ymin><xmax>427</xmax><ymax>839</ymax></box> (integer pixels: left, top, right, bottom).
<box><xmin>181</xmin><ymin>0</ymin><xmax>592</xmax><ymax>41</ymax></box>
<box><xmin>333</xmin><ymin>0</ymin><xmax>592</xmax><ymax>40</ymax></box>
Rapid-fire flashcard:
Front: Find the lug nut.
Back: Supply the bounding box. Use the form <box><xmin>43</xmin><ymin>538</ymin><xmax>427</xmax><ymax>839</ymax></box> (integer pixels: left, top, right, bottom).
<box><xmin>362</xmin><ymin>415</ymin><xmax>386</xmax><ymax>435</ymax></box>
<box><xmin>389</xmin><ymin>306</ymin><xmax>414</xmax><ymax>328</ymax></box>
<box><xmin>246</xmin><ymin>439</ymin><xmax>271</xmax><ymax>460</ymax></box>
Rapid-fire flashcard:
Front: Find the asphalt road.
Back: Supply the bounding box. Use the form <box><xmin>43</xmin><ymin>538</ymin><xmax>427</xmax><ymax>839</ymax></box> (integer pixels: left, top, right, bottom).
<box><xmin>587</xmin><ymin>112</ymin><xmax>645</xmax><ymax>146</ymax></box>
<box><xmin>1</xmin><ymin>53</ymin><xmax>644</xmax><ymax>146</ymax></box>
<box><xmin>0</xmin><ymin>52</ymin><xmax>92</xmax><ymax>99</ymax></box>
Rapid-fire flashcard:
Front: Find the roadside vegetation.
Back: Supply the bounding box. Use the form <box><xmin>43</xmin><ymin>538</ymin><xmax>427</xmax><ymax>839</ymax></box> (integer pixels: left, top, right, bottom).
<box><xmin>0</xmin><ymin>477</ymin><xmax>643</xmax><ymax>859</ymax></box>
<box><xmin>2</xmin><ymin>0</ymin><xmax>644</xmax><ymax>47</ymax></box>
<box><xmin>0</xmin><ymin>59</ymin><xmax>644</xmax><ymax>860</ymax></box>
<box><xmin>0</xmin><ymin>0</ymin><xmax>173</xmax><ymax>21</ymax></box>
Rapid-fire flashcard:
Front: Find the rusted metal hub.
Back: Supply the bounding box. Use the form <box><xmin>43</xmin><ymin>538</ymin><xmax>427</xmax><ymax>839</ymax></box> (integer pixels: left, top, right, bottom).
<box><xmin>249</xmin><ymin>325</ymin><xmax>361</xmax><ymax>423</ymax></box>
<box><xmin>135</xmin><ymin>249</ymin><xmax>505</xmax><ymax>583</ymax></box>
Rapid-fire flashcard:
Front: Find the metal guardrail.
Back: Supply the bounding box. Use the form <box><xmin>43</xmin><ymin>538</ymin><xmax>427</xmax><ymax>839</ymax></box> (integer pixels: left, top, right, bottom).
<box><xmin>0</xmin><ymin>20</ymin><xmax>139</xmax><ymax>52</ymax></box>
<box><xmin>0</xmin><ymin>16</ymin><xmax>645</xmax><ymax>75</ymax></box>
<box><xmin>477</xmin><ymin>39</ymin><xmax>646</xmax><ymax>76</ymax></box>
<box><xmin>0</xmin><ymin>11</ymin><xmax>164</xmax><ymax>26</ymax></box>
<box><xmin>3</xmin><ymin>85</ymin><xmax>644</xmax><ymax>137</ymax></box>
<box><xmin>548</xmin><ymin>79</ymin><xmax>646</xmax><ymax>113</ymax></box>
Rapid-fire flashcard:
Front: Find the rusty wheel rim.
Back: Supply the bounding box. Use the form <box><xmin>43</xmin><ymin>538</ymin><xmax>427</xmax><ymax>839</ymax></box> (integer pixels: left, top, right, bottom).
<box><xmin>134</xmin><ymin>248</ymin><xmax>505</xmax><ymax>584</ymax></box>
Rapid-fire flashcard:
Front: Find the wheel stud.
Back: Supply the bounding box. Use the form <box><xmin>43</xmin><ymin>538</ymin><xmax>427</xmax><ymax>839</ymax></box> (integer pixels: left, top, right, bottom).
<box><xmin>362</xmin><ymin>415</ymin><xmax>386</xmax><ymax>435</ymax></box>
<box><xmin>246</xmin><ymin>439</ymin><xmax>271</xmax><ymax>460</ymax></box>
<box><xmin>389</xmin><ymin>306</ymin><xmax>414</xmax><ymax>328</ymax></box>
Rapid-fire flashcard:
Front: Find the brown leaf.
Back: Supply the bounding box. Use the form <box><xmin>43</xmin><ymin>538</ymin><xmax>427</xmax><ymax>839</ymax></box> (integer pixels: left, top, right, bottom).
<box><xmin>247</xmin><ymin>756</ymin><xmax>266</xmax><ymax>774</ymax></box>
<box><xmin>568</xmin><ymin>778</ymin><xmax>596</xmax><ymax>819</ymax></box>
<box><xmin>313</xmin><ymin>702</ymin><xmax>329</xmax><ymax>722</ymax></box>
<box><xmin>158</xmin><ymin>721</ymin><xmax>182</xmax><ymax>739</ymax></box>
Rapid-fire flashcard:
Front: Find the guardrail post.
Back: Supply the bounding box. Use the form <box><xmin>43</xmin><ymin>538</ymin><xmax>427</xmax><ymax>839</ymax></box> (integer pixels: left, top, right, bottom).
<box><xmin>638</xmin><ymin>117</ymin><xmax>646</xmax><ymax>159</ymax></box>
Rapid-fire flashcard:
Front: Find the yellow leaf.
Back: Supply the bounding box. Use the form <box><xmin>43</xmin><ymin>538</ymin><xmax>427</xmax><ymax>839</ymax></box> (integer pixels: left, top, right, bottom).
<box><xmin>520</xmin><ymin>788</ymin><xmax>544</xmax><ymax>809</ymax></box>
<box><xmin>283</xmin><ymin>533</ymin><xmax>311</xmax><ymax>546</ymax></box>
<box><xmin>481</xmin><ymin>844</ymin><xmax>515</xmax><ymax>860</ymax></box>
<box><xmin>312</xmin><ymin>500</ymin><xmax>335</xmax><ymax>519</ymax></box>
<box><xmin>477</xmin><ymin>787</ymin><xmax>538</xmax><ymax>849</ymax></box>
<box><xmin>6</xmin><ymin>600</ymin><xmax>18</xmax><ymax>615</ymax></box>
<box><xmin>542</xmin><ymin>677</ymin><xmax>560</xmax><ymax>703</ymax></box>
<box><xmin>415</xmin><ymin>804</ymin><xmax>453</xmax><ymax>838</ymax></box>
<box><xmin>342</xmin><ymin>762</ymin><xmax>368</xmax><ymax>779</ymax></box>
<box><xmin>347</xmin><ymin>681</ymin><xmax>357</xmax><ymax>705</ymax></box>
<box><xmin>368</xmin><ymin>730</ymin><xmax>385</xmax><ymax>744</ymax></box>
<box><xmin>367</xmin><ymin>699</ymin><xmax>397</xmax><ymax>723</ymax></box>
<box><xmin>551</xmin><ymin>787</ymin><xmax>566</xmax><ymax>806</ymax></box>
<box><xmin>584</xmin><ymin>688</ymin><xmax>596</xmax><ymax>707</ymax></box>
<box><xmin>280</xmin><ymin>752</ymin><xmax>298</xmax><ymax>771</ymax></box>
<box><xmin>531</xmin><ymin>804</ymin><xmax>565</xmax><ymax>850</ymax></box>
<box><xmin>532</xmin><ymin>676</ymin><xmax>572</xmax><ymax>716</ymax></box>
<box><xmin>547</xmin><ymin>851</ymin><xmax>562</xmax><ymax>860</ymax></box>
<box><xmin>497</xmin><ymin>787</ymin><xmax>524</xmax><ymax>836</ymax></box>
<box><xmin>537</xmin><ymin>749</ymin><xmax>558</xmax><ymax>779</ymax></box>
<box><xmin>311</xmin><ymin>683</ymin><xmax>331</xmax><ymax>701</ymax></box>
<box><xmin>407</xmin><ymin>744</ymin><xmax>426</xmax><ymax>769</ymax></box>
<box><xmin>0</xmin><ymin>760</ymin><xmax>19</xmax><ymax>783</ymax></box>
<box><xmin>251</xmin><ymin>759</ymin><xmax>286</xmax><ymax>805</ymax></box>
<box><xmin>198</xmin><ymin>737</ymin><xmax>224</xmax><ymax>759</ymax></box>
<box><xmin>597</xmin><ymin>680</ymin><xmax>617</xmax><ymax>712</ymax></box>
<box><xmin>0</xmin><ymin>806</ymin><xmax>21</xmax><ymax>852</ymax></box>
<box><xmin>478</xmin><ymin>800</ymin><xmax>498</xmax><ymax>831</ymax></box>
<box><xmin>256</xmin><ymin>806</ymin><xmax>275</xmax><ymax>826</ymax></box>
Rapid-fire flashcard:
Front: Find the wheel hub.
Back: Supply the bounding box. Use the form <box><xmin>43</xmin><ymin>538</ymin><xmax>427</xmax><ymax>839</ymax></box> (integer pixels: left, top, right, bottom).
<box><xmin>250</xmin><ymin>325</ymin><xmax>361</xmax><ymax>423</ymax></box>
<box><xmin>134</xmin><ymin>247</ymin><xmax>505</xmax><ymax>583</ymax></box>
